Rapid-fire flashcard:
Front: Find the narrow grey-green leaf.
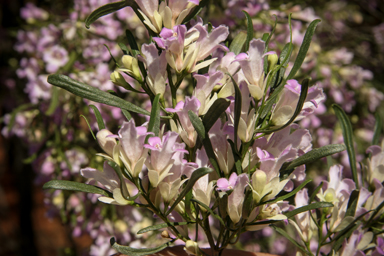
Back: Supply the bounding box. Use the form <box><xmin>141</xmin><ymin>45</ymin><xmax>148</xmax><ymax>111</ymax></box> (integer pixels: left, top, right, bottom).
<box><xmin>333</xmin><ymin>104</ymin><xmax>358</xmax><ymax>189</ymax></box>
<box><xmin>80</xmin><ymin>115</ymin><xmax>96</xmax><ymax>140</ymax></box>
<box><xmin>118</xmin><ymin>42</ymin><xmax>130</xmax><ymax>55</ymax></box>
<box><xmin>202</xmin><ymin>98</ymin><xmax>230</xmax><ymax>132</ymax></box>
<box><xmin>280</xmin><ymin>144</ymin><xmax>346</xmax><ymax>178</ymax></box>
<box><xmin>89</xmin><ymin>105</ymin><xmax>106</xmax><ymax>130</ymax></box>
<box><xmin>188</xmin><ymin>111</ymin><xmax>205</xmax><ymax>139</ymax></box>
<box><xmin>372</xmin><ymin>112</ymin><xmax>382</xmax><ymax>145</ymax></box>
<box><xmin>137</xmin><ymin>222</ymin><xmax>189</xmax><ymax>234</ymax></box>
<box><xmin>264</xmin><ymin>179</ymin><xmax>312</xmax><ymax>205</ymax></box>
<box><xmin>229</xmin><ymin>31</ymin><xmax>247</xmax><ymax>55</ymax></box>
<box><xmin>110</xmin><ymin>237</ymin><xmax>172</xmax><ymax>256</ymax></box>
<box><xmin>309</xmin><ymin>181</ymin><xmax>323</xmax><ymax>203</ymax></box>
<box><xmin>147</xmin><ymin>94</ymin><xmax>161</xmax><ymax>137</ymax></box>
<box><xmin>181</xmin><ymin>0</ymin><xmax>209</xmax><ymax>25</ymax></box>
<box><xmin>85</xmin><ymin>0</ymin><xmax>131</xmax><ymax>29</ymax></box>
<box><xmin>228</xmin><ymin>73</ymin><xmax>242</xmax><ymax>151</ymax></box>
<box><xmin>166</xmin><ymin>167</ymin><xmax>213</xmax><ymax>216</ymax></box>
<box><xmin>345</xmin><ymin>190</ymin><xmax>359</xmax><ymax>217</ymax></box>
<box><xmin>191</xmin><ymin>199</ymin><xmax>225</xmax><ymax>226</ymax></box>
<box><xmin>257</xmin><ymin>78</ymin><xmax>309</xmax><ymax>134</ymax></box>
<box><xmin>43</xmin><ymin>180</ymin><xmax>112</xmax><ymax>197</ymax></box>
<box><xmin>271</xmin><ymin>226</ymin><xmax>308</xmax><ymax>253</ymax></box>
<box><xmin>287</xmin><ymin>19</ymin><xmax>321</xmax><ymax>80</ymax></box>
<box><xmin>104</xmin><ymin>44</ymin><xmax>119</xmax><ymax>66</ymax></box>
<box><xmin>284</xmin><ymin>202</ymin><xmax>333</xmax><ymax>219</ymax></box>
<box><xmin>48</xmin><ymin>74</ymin><xmax>149</xmax><ymax>115</ymax></box>
<box><xmin>243</xmin><ymin>11</ymin><xmax>254</xmax><ymax>52</ymax></box>
<box><xmin>122</xmin><ymin>109</ymin><xmax>132</xmax><ymax>121</ymax></box>
<box><xmin>264</xmin><ymin>15</ymin><xmax>277</xmax><ymax>51</ymax></box>
<box><xmin>45</xmin><ymin>86</ymin><xmax>59</xmax><ymax>116</ymax></box>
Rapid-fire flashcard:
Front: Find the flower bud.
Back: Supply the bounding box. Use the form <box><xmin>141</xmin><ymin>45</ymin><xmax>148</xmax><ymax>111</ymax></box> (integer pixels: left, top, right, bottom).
<box><xmin>184</xmin><ymin>240</ymin><xmax>200</xmax><ymax>256</ymax></box>
<box><xmin>161</xmin><ymin>230</ymin><xmax>170</xmax><ymax>239</ymax></box>
<box><xmin>96</xmin><ymin>129</ymin><xmax>116</xmax><ymax>156</ymax></box>
<box><xmin>267</xmin><ymin>53</ymin><xmax>279</xmax><ymax>72</ymax></box>
<box><xmin>122</xmin><ymin>55</ymin><xmax>142</xmax><ymax>82</ymax></box>
<box><xmin>110</xmin><ymin>71</ymin><xmax>131</xmax><ymax>89</ymax></box>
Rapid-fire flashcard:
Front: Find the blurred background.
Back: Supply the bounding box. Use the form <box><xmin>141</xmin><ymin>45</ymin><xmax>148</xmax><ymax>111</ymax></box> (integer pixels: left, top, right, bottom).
<box><xmin>0</xmin><ymin>0</ymin><xmax>383</xmax><ymax>255</ymax></box>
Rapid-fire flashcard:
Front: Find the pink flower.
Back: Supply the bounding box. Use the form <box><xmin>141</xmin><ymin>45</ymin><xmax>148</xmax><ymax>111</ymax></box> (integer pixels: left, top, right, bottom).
<box><xmin>216</xmin><ymin>173</ymin><xmax>238</xmax><ymax>191</ymax></box>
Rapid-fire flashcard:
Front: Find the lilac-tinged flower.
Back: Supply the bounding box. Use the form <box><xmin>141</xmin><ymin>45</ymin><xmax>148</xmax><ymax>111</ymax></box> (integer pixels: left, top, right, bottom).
<box><xmin>290</xmin><ymin>189</ymin><xmax>316</xmax><ymax>242</ymax></box>
<box><xmin>20</xmin><ymin>3</ymin><xmax>48</xmax><ymax>22</ymax></box>
<box><xmin>336</xmin><ymin>229</ymin><xmax>373</xmax><ymax>256</ymax></box>
<box><xmin>118</xmin><ymin>120</ymin><xmax>150</xmax><ymax>178</ymax></box>
<box><xmin>140</xmin><ymin>43</ymin><xmax>167</xmax><ymax>97</ymax></box>
<box><xmin>193</xmin><ymin>71</ymin><xmax>223</xmax><ymax>115</ymax></box>
<box><xmin>366</xmin><ymin>140</ymin><xmax>384</xmax><ymax>184</ymax></box>
<box><xmin>236</xmin><ymin>39</ymin><xmax>266</xmax><ymax>100</ymax></box>
<box><xmin>43</xmin><ymin>45</ymin><xmax>69</xmax><ymax>73</ymax></box>
<box><xmin>216</xmin><ymin>173</ymin><xmax>238</xmax><ymax>191</ymax></box>
<box><xmin>81</xmin><ymin>162</ymin><xmax>133</xmax><ymax>206</ymax></box>
<box><xmin>166</xmin><ymin>97</ymin><xmax>200</xmax><ymax>148</ymax></box>
<box><xmin>193</xmin><ymin>174</ymin><xmax>215</xmax><ymax>211</ymax></box>
<box><xmin>271</xmin><ymin>79</ymin><xmax>325</xmax><ymax>126</ymax></box>
<box><xmin>96</xmin><ymin>129</ymin><xmax>117</xmax><ymax>157</ymax></box>
<box><xmin>227</xmin><ymin>173</ymin><xmax>249</xmax><ymax>223</ymax></box>
<box><xmin>144</xmin><ymin>131</ymin><xmax>182</xmax><ymax>187</ymax></box>
<box><xmin>209</xmin><ymin>119</ymin><xmax>234</xmax><ymax>175</ymax></box>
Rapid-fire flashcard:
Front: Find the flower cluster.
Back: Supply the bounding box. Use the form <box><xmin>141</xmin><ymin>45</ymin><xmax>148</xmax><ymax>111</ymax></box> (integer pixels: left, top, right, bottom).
<box><xmin>2</xmin><ymin>0</ymin><xmax>384</xmax><ymax>255</ymax></box>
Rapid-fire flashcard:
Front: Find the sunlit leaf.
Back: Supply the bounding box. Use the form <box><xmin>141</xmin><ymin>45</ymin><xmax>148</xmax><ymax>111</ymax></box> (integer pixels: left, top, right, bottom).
<box><xmin>43</xmin><ymin>180</ymin><xmax>112</xmax><ymax>197</ymax></box>
<box><xmin>85</xmin><ymin>0</ymin><xmax>131</xmax><ymax>28</ymax></box>
<box><xmin>48</xmin><ymin>74</ymin><xmax>150</xmax><ymax>116</ymax></box>
<box><xmin>110</xmin><ymin>237</ymin><xmax>172</xmax><ymax>256</ymax></box>
<box><xmin>89</xmin><ymin>105</ymin><xmax>106</xmax><ymax>130</ymax></box>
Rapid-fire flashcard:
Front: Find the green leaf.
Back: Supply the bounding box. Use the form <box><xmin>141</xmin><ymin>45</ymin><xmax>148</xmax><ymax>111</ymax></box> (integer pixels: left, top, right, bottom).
<box><xmin>147</xmin><ymin>94</ymin><xmax>161</xmax><ymax>137</ymax></box>
<box><xmin>45</xmin><ymin>86</ymin><xmax>60</xmax><ymax>116</ymax></box>
<box><xmin>188</xmin><ymin>111</ymin><xmax>205</xmax><ymax>139</ymax></box>
<box><xmin>372</xmin><ymin>112</ymin><xmax>382</xmax><ymax>145</ymax></box>
<box><xmin>271</xmin><ymin>226</ymin><xmax>308</xmax><ymax>253</ymax></box>
<box><xmin>333</xmin><ymin>104</ymin><xmax>358</xmax><ymax>189</ymax></box>
<box><xmin>264</xmin><ymin>15</ymin><xmax>277</xmax><ymax>50</ymax></box>
<box><xmin>181</xmin><ymin>0</ymin><xmax>209</xmax><ymax>25</ymax></box>
<box><xmin>166</xmin><ymin>167</ymin><xmax>213</xmax><ymax>216</ymax></box>
<box><xmin>279</xmin><ymin>144</ymin><xmax>346</xmax><ymax>179</ymax></box>
<box><xmin>118</xmin><ymin>42</ymin><xmax>130</xmax><ymax>55</ymax></box>
<box><xmin>104</xmin><ymin>44</ymin><xmax>119</xmax><ymax>66</ymax></box>
<box><xmin>80</xmin><ymin>115</ymin><xmax>96</xmax><ymax>140</ymax></box>
<box><xmin>241</xmin><ymin>188</ymin><xmax>254</xmax><ymax>220</ymax></box>
<box><xmin>264</xmin><ymin>179</ymin><xmax>312</xmax><ymax>205</ymax></box>
<box><xmin>229</xmin><ymin>31</ymin><xmax>247</xmax><ymax>55</ymax></box>
<box><xmin>189</xmin><ymin>111</ymin><xmax>221</xmax><ymax>176</ymax></box>
<box><xmin>137</xmin><ymin>222</ymin><xmax>189</xmax><ymax>234</ymax></box>
<box><xmin>125</xmin><ymin>29</ymin><xmax>140</xmax><ymax>52</ymax></box>
<box><xmin>48</xmin><ymin>74</ymin><xmax>150</xmax><ymax>115</ymax></box>
<box><xmin>243</xmin><ymin>11</ymin><xmax>254</xmax><ymax>52</ymax></box>
<box><xmin>309</xmin><ymin>181</ymin><xmax>323</xmax><ymax>203</ymax></box>
<box><xmin>122</xmin><ymin>109</ymin><xmax>132</xmax><ymax>121</ymax></box>
<box><xmin>202</xmin><ymin>98</ymin><xmax>230</xmax><ymax>132</ymax></box>
<box><xmin>331</xmin><ymin>223</ymin><xmax>360</xmax><ymax>252</ymax></box>
<box><xmin>43</xmin><ymin>180</ymin><xmax>112</xmax><ymax>197</ymax></box>
<box><xmin>191</xmin><ymin>199</ymin><xmax>225</xmax><ymax>226</ymax></box>
<box><xmin>89</xmin><ymin>105</ymin><xmax>106</xmax><ymax>130</ymax></box>
<box><xmin>110</xmin><ymin>237</ymin><xmax>172</xmax><ymax>256</ymax></box>
<box><xmin>85</xmin><ymin>0</ymin><xmax>131</xmax><ymax>29</ymax></box>
<box><xmin>284</xmin><ymin>202</ymin><xmax>333</xmax><ymax>219</ymax></box>
<box><xmin>345</xmin><ymin>190</ymin><xmax>359</xmax><ymax>217</ymax></box>
<box><xmin>228</xmin><ymin>73</ymin><xmax>242</xmax><ymax>151</ymax></box>
<box><xmin>286</xmin><ymin>19</ymin><xmax>321</xmax><ymax>80</ymax></box>
<box><xmin>257</xmin><ymin>78</ymin><xmax>310</xmax><ymax>134</ymax></box>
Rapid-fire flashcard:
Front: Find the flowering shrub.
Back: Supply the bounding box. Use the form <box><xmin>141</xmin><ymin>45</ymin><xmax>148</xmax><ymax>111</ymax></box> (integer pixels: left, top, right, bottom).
<box><xmin>2</xmin><ymin>0</ymin><xmax>384</xmax><ymax>255</ymax></box>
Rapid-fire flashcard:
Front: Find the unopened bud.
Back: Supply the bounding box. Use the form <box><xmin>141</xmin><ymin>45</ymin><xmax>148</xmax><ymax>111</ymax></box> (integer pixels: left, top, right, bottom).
<box><xmin>122</xmin><ymin>55</ymin><xmax>142</xmax><ymax>82</ymax></box>
<box><xmin>161</xmin><ymin>230</ymin><xmax>170</xmax><ymax>239</ymax></box>
<box><xmin>267</xmin><ymin>53</ymin><xmax>279</xmax><ymax>72</ymax></box>
<box><xmin>110</xmin><ymin>71</ymin><xmax>130</xmax><ymax>89</ymax></box>
<box><xmin>184</xmin><ymin>240</ymin><xmax>200</xmax><ymax>256</ymax></box>
<box><xmin>96</xmin><ymin>129</ymin><xmax>116</xmax><ymax>156</ymax></box>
